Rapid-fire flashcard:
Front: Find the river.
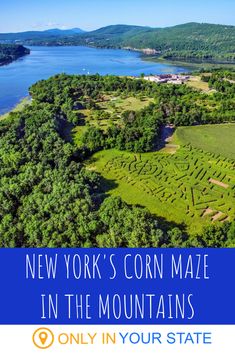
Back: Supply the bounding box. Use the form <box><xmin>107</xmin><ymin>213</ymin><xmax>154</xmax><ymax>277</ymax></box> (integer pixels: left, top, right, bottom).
<box><xmin>0</xmin><ymin>46</ymin><xmax>194</xmax><ymax>114</ymax></box>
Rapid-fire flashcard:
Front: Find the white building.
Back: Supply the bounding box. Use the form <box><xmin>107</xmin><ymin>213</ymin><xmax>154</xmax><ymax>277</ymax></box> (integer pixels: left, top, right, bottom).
<box><xmin>143</xmin><ymin>74</ymin><xmax>190</xmax><ymax>84</ymax></box>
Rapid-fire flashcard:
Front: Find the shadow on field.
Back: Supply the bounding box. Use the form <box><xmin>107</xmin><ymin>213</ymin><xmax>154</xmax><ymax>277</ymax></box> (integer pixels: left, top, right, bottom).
<box><xmin>91</xmin><ymin>174</ymin><xmax>119</xmax><ymax>205</ymax></box>
<box><xmin>88</xmin><ymin>155</ymin><xmax>99</xmax><ymax>164</ymax></box>
<box><xmin>95</xmin><ymin>172</ymin><xmax>188</xmax><ymax>237</ymax></box>
<box><xmin>155</xmin><ymin>125</ymin><xmax>176</xmax><ymax>150</ymax></box>
<box><xmin>157</xmin><ymin>217</ymin><xmax>188</xmax><ymax>237</ymax></box>
<box><xmin>134</xmin><ymin>203</ymin><xmax>188</xmax><ymax>234</ymax></box>
<box><xmin>98</xmin><ymin>175</ymin><xmax>119</xmax><ymax>194</ymax></box>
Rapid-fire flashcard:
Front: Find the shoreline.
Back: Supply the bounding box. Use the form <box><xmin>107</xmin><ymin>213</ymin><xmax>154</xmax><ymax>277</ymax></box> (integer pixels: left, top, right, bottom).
<box><xmin>21</xmin><ymin>44</ymin><xmax>235</xmax><ymax>69</ymax></box>
<box><xmin>0</xmin><ymin>50</ymin><xmax>30</xmax><ymax>67</ymax></box>
<box><xmin>141</xmin><ymin>54</ymin><xmax>235</xmax><ymax>70</ymax></box>
<box><xmin>0</xmin><ymin>96</ymin><xmax>31</xmax><ymax>120</ymax></box>
<box><xmin>72</xmin><ymin>43</ymin><xmax>235</xmax><ymax>69</ymax></box>
<box><xmin>2</xmin><ymin>43</ymin><xmax>234</xmax><ymax>70</ymax></box>
<box><xmin>0</xmin><ymin>45</ymin><xmax>234</xmax><ymax>116</ymax></box>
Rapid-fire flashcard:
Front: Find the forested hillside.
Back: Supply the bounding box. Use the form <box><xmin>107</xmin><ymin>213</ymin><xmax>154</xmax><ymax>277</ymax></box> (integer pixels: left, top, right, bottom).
<box><xmin>0</xmin><ymin>44</ymin><xmax>30</xmax><ymax>65</ymax></box>
<box><xmin>75</xmin><ymin>23</ymin><xmax>235</xmax><ymax>62</ymax></box>
<box><xmin>2</xmin><ymin>23</ymin><xmax>234</xmax><ymax>63</ymax></box>
<box><xmin>0</xmin><ymin>73</ymin><xmax>234</xmax><ymax>247</ymax></box>
<box><xmin>0</xmin><ymin>28</ymin><xmax>85</xmax><ymax>42</ymax></box>
<box><xmin>121</xmin><ymin>23</ymin><xmax>235</xmax><ymax>62</ymax></box>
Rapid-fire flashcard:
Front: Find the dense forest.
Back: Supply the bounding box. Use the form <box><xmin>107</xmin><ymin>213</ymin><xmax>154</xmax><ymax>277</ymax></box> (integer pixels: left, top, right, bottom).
<box><xmin>1</xmin><ymin>23</ymin><xmax>234</xmax><ymax>63</ymax></box>
<box><xmin>0</xmin><ymin>72</ymin><xmax>235</xmax><ymax>248</ymax></box>
<box><xmin>0</xmin><ymin>44</ymin><xmax>30</xmax><ymax>66</ymax></box>
<box><xmin>83</xmin><ymin>23</ymin><xmax>235</xmax><ymax>63</ymax></box>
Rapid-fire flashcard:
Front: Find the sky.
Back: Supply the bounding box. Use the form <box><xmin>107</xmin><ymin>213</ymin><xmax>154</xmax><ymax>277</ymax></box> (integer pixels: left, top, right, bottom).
<box><xmin>0</xmin><ymin>0</ymin><xmax>234</xmax><ymax>33</ymax></box>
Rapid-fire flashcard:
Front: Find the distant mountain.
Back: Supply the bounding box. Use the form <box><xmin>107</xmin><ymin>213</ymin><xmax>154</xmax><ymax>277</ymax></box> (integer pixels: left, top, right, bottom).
<box><xmin>43</xmin><ymin>28</ymin><xmax>85</xmax><ymax>35</ymax></box>
<box><xmin>119</xmin><ymin>22</ymin><xmax>235</xmax><ymax>62</ymax></box>
<box><xmin>0</xmin><ymin>28</ymin><xmax>85</xmax><ymax>42</ymax></box>
<box><xmin>75</xmin><ymin>24</ymin><xmax>151</xmax><ymax>48</ymax></box>
<box><xmin>89</xmin><ymin>24</ymin><xmax>149</xmax><ymax>35</ymax></box>
<box><xmin>120</xmin><ymin>22</ymin><xmax>235</xmax><ymax>52</ymax></box>
<box><xmin>0</xmin><ymin>23</ymin><xmax>234</xmax><ymax>63</ymax></box>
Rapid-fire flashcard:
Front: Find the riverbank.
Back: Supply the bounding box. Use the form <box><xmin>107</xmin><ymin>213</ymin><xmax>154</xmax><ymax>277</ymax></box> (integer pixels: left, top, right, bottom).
<box><xmin>142</xmin><ymin>55</ymin><xmax>235</xmax><ymax>70</ymax></box>
<box><xmin>0</xmin><ymin>97</ymin><xmax>31</xmax><ymax>120</ymax></box>
<box><xmin>0</xmin><ymin>45</ymin><xmax>30</xmax><ymax>67</ymax></box>
<box><xmin>0</xmin><ymin>45</ymin><xmax>197</xmax><ymax>115</ymax></box>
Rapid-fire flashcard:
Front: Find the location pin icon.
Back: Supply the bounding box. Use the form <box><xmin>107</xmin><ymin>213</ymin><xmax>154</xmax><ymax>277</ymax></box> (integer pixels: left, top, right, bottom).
<box><xmin>39</xmin><ymin>331</ymin><xmax>48</xmax><ymax>346</ymax></box>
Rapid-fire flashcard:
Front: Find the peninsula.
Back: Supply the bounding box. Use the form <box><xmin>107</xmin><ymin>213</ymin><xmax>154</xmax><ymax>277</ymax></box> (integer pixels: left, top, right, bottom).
<box><xmin>0</xmin><ymin>44</ymin><xmax>30</xmax><ymax>66</ymax></box>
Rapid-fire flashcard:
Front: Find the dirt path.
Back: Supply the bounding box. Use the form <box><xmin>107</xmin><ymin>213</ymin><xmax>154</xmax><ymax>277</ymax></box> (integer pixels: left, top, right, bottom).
<box><xmin>209</xmin><ymin>178</ymin><xmax>229</xmax><ymax>189</ymax></box>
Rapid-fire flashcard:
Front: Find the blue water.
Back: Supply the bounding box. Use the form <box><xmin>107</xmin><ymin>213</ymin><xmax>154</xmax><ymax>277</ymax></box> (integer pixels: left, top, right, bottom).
<box><xmin>0</xmin><ymin>46</ymin><xmax>193</xmax><ymax>114</ymax></box>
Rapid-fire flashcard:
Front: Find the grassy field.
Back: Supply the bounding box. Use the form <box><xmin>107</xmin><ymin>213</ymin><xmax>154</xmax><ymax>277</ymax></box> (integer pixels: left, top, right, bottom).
<box><xmin>73</xmin><ymin>95</ymin><xmax>154</xmax><ymax>146</ymax></box>
<box><xmin>88</xmin><ymin>125</ymin><xmax>235</xmax><ymax>233</ymax></box>
<box><xmin>89</xmin><ymin>95</ymin><xmax>153</xmax><ymax>128</ymax></box>
<box><xmin>98</xmin><ymin>95</ymin><xmax>153</xmax><ymax>112</ymax></box>
<box><xmin>176</xmin><ymin>124</ymin><xmax>235</xmax><ymax>160</ymax></box>
<box><xmin>186</xmin><ymin>76</ymin><xmax>212</xmax><ymax>92</ymax></box>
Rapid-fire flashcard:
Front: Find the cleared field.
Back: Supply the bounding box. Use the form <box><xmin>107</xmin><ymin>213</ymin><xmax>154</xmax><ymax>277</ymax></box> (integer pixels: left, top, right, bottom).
<box><xmin>176</xmin><ymin>124</ymin><xmax>235</xmax><ymax>160</ymax></box>
<box><xmin>73</xmin><ymin>95</ymin><xmax>154</xmax><ymax>145</ymax></box>
<box><xmin>186</xmin><ymin>76</ymin><xmax>211</xmax><ymax>92</ymax></box>
<box><xmin>98</xmin><ymin>95</ymin><xmax>153</xmax><ymax>112</ymax></box>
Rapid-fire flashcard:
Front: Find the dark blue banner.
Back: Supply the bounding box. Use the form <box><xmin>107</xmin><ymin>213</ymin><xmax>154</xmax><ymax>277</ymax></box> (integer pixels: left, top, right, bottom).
<box><xmin>0</xmin><ymin>249</ymin><xmax>234</xmax><ymax>325</ymax></box>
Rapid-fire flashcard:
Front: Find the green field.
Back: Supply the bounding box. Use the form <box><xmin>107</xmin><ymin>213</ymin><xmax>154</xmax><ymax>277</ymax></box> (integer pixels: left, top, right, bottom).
<box><xmin>89</xmin><ymin>126</ymin><xmax>235</xmax><ymax>233</ymax></box>
<box><xmin>98</xmin><ymin>95</ymin><xmax>153</xmax><ymax>112</ymax></box>
<box><xmin>176</xmin><ymin>124</ymin><xmax>235</xmax><ymax>160</ymax></box>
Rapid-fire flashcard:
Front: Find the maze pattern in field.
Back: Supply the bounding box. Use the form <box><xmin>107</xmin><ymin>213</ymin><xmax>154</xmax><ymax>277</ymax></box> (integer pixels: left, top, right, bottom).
<box><xmin>104</xmin><ymin>145</ymin><xmax>235</xmax><ymax>222</ymax></box>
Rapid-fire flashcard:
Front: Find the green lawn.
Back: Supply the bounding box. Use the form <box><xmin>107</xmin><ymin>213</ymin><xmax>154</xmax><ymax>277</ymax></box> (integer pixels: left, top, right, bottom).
<box><xmin>176</xmin><ymin>124</ymin><xmax>235</xmax><ymax>160</ymax></box>
<box><xmin>88</xmin><ymin>127</ymin><xmax>235</xmax><ymax>233</ymax></box>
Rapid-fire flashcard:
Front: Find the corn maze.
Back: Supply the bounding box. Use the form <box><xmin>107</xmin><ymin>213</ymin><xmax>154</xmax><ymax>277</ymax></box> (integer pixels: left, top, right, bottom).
<box><xmin>102</xmin><ymin>145</ymin><xmax>235</xmax><ymax>226</ymax></box>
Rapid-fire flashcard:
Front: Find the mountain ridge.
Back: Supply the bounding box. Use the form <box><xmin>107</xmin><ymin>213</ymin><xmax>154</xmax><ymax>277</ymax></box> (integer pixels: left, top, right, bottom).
<box><xmin>0</xmin><ymin>23</ymin><xmax>234</xmax><ymax>63</ymax></box>
<box><xmin>0</xmin><ymin>27</ymin><xmax>85</xmax><ymax>41</ymax></box>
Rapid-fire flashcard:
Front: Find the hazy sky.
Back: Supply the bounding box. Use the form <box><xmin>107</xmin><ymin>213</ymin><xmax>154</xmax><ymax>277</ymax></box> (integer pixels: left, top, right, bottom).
<box><xmin>0</xmin><ymin>0</ymin><xmax>234</xmax><ymax>33</ymax></box>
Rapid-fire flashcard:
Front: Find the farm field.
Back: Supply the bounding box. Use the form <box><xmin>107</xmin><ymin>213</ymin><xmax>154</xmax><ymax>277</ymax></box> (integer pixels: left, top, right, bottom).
<box><xmin>176</xmin><ymin>124</ymin><xmax>235</xmax><ymax>160</ymax></box>
<box><xmin>89</xmin><ymin>139</ymin><xmax>235</xmax><ymax>233</ymax></box>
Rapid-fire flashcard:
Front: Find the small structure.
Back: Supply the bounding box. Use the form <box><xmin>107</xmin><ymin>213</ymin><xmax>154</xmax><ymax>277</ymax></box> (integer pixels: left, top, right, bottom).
<box><xmin>144</xmin><ymin>74</ymin><xmax>190</xmax><ymax>84</ymax></box>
